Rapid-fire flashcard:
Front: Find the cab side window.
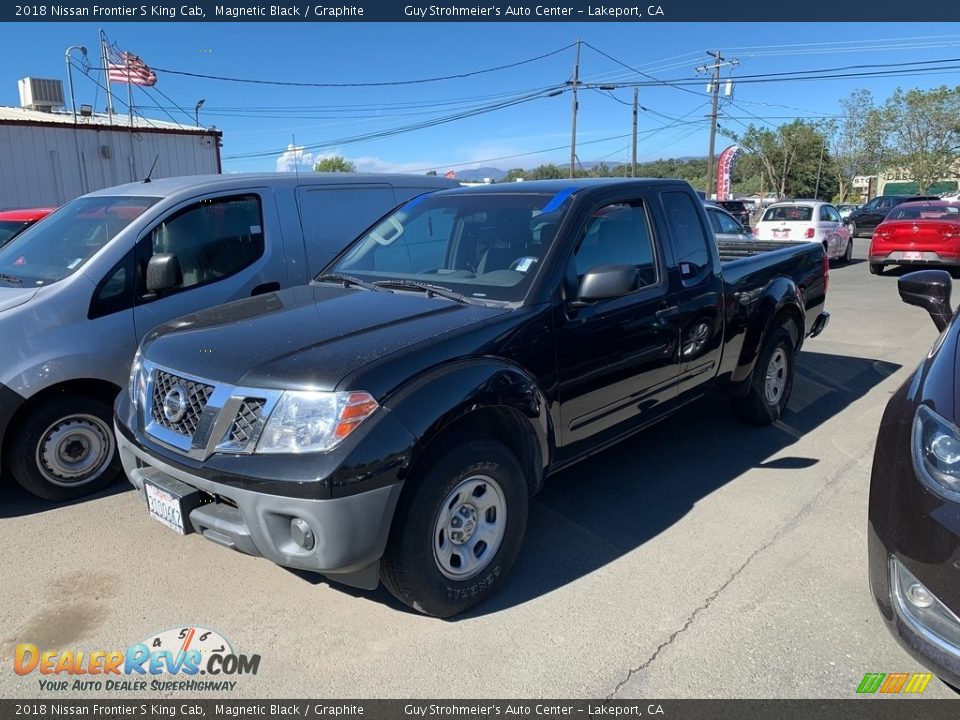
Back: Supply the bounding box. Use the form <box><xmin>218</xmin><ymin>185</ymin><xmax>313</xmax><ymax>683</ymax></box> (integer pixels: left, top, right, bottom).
<box><xmin>660</xmin><ymin>191</ymin><xmax>711</xmax><ymax>285</ymax></box>
<box><xmin>714</xmin><ymin>211</ymin><xmax>742</xmax><ymax>235</ymax></box>
<box><xmin>145</xmin><ymin>195</ymin><xmax>264</xmax><ymax>293</ymax></box>
<box><xmin>574</xmin><ymin>201</ymin><xmax>657</xmax><ymax>287</ymax></box>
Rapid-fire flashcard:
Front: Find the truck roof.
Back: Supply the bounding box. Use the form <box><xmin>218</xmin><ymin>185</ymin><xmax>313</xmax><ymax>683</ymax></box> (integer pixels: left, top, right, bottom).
<box><xmin>83</xmin><ymin>172</ymin><xmax>459</xmax><ymax>199</ymax></box>
<box><xmin>432</xmin><ymin>178</ymin><xmax>690</xmax><ymax>197</ymax></box>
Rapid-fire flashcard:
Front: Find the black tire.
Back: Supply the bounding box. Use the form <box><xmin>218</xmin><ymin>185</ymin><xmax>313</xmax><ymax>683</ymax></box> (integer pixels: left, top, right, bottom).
<box><xmin>380</xmin><ymin>437</ymin><xmax>529</xmax><ymax>618</ymax></box>
<box><xmin>848</xmin><ymin>221</ymin><xmax>858</xmax><ymax>239</ymax></box>
<box><xmin>731</xmin><ymin>327</ymin><xmax>795</xmax><ymax>426</ymax></box>
<box><xmin>841</xmin><ymin>236</ymin><xmax>854</xmax><ymax>264</ymax></box>
<box><xmin>869</xmin><ymin>262</ymin><xmax>885</xmax><ymax>276</ymax></box>
<box><xmin>7</xmin><ymin>394</ymin><xmax>122</xmax><ymax>501</ymax></box>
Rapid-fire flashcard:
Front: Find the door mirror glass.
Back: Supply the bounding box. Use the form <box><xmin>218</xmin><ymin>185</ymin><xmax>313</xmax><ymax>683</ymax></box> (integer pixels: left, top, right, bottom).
<box><xmin>899</xmin><ymin>270</ymin><xmax>954</xmax><ymax>332</ymax></box>
<box><xmin>146</xmin><ymin>253</ymin><xmax>183</xmax><ymax>293</ymax></box>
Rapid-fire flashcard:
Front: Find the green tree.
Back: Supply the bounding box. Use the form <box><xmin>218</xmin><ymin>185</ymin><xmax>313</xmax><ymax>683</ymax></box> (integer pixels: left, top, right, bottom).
<box><xmin>314</xmin><ymin>155</ymin><xmax>356</xmax><ymax>173</ymax></box>
<box><xmin>503</xmin><ymin>168</ymin><xmax>528</xmax><ymax>182</ymax></box>
<box><xmin>526</xmin><ymin>164</ymin><xmax>566</xmax><ymax>180</ymax></box>
<box><xmin>736</xmin><ymin>120</ymin><xmax>836</xmax><ymax>199</ymax></box>
<box><xmin>425</xmin><ymin>170</ymin><xmax>437</xmax><ymax>176</ymax></box>
<box><xmin>880</xmin><ymin>85</ymin><xmax>960</xmax><ymax>193</ymax></box>
<box><xmin>825</xmin><ymin>90</ymin><xmax>887</xmax><ymax>201</ymax></box>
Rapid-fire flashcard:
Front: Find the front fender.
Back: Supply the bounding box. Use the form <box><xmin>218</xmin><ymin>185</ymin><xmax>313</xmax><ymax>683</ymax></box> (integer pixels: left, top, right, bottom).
<box><xmin>383</xmin><ymin>358</ymin><xmax>552</xmax><ymax>490</ymax></box>
<box><xmin>731</xmin><ymin>277</ymin><xmax>804</xmax><ymax>385</ymax></box>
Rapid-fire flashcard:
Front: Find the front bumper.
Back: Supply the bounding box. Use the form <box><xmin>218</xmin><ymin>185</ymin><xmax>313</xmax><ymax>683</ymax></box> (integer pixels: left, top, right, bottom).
<box><xmin>809</xmin><ymin>311</ymin><xmax>830</xmax><ymax>339</ymax></box>
<box><xmin>116</xmin><ymin>420</ymin><xmax>405</xmax><ymax>590</ymax></box>
<box><xmin>869</xmin><ymin>378</ymin><xmax>960</xmax><ymax>689</ymax></box>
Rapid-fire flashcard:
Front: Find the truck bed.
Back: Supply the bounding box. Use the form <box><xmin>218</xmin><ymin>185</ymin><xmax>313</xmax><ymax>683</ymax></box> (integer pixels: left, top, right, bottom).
<box><xmin>716</xmin><ymin>239</ymin><xmax>812</xmax><ymax>263</ymax></box>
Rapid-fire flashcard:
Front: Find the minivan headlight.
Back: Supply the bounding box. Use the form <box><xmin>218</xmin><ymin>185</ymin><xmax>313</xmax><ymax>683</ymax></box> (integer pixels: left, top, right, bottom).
<box><xmin>255</xmin><ymin>390</ymin><xmax>379</xmax><ymax>454</ymax></box>
<box><xmin>912</xmin><ymin>404</ymin><xmax>960</xmax><ymax>502</ymax></box>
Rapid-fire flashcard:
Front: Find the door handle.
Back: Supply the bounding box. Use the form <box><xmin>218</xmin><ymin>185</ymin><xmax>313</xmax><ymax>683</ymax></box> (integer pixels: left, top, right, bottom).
<box><xmin>251</xmin><ymin>281</ymin><xmax>281</xmax><ymax>296</ymax></box>
<box><xmin>656</xmin><ymin>304</ymin><xmax>679</xmax><ymax>319</ymax></box>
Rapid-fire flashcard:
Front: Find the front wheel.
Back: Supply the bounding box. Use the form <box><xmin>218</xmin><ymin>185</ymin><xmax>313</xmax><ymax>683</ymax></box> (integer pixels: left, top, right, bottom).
<box><xmin>841</xmin><ymin>237</ymin><xmax>854</xmax><ymax>263</ymax></box>
<box><xmin>380</xmin><ymin>437</ymin><xmax>529</xmax><ymax>617</ymax></box>
<box><xmin>7</xmin><ymin>394</ymin><xmax>122</xmax><ymax>501</ymax></box>
<box><xmin>732</xmin><ymin>327</ymin><xmax>795</xmax><ymax>426</ymax></box>
<box><xmin>848</xmin><ymin>222</ymin><xmax>858</xmax><ymax>239</ymax></box>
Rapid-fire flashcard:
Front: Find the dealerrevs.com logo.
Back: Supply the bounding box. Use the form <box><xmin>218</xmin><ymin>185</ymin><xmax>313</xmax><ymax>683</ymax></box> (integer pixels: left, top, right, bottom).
<box><xmin>14</xmin><ymin>626</ymin><xmax>260</xmax><ymax>692</ymax></box>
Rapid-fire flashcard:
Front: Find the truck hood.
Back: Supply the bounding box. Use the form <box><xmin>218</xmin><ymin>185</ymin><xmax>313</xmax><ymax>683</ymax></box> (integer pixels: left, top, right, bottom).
<box><xmin>143</xmin><ymin>284</ymin><xmax>510</xmax><ymax>391</ymax></box>
<box><xmin>0</xmin><ymin>286</ymin><xmax>38</xmax><ymax>313</ymax></box>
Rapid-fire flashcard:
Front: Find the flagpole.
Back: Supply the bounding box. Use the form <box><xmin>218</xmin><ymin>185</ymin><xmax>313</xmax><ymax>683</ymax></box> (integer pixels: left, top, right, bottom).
<box><xmin>100</xmin><ymin>29</ymin><xmax>114</xmax><ymax>124</ymax></box>
<box><xmin>127</xmin><ymin>69</ymin><xmax>137</xmax><ymax>180</ymax></box>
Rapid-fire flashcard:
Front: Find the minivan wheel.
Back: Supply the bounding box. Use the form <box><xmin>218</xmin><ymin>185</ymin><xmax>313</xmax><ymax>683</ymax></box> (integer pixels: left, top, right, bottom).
<box><xmin>848</xmin><ymin>222</ymin><xmax>858</xmax><ymax>239</ymax></box>
<box><xmin>7</xmin><ymin>395</ymin><xmax>122</xmax><ymax>501</ymax></box>
<box><xmin>731</xmin><ymin>327</ymin><xmax>795</xmax><ymax>426</ymax></box>
<box><xmin>380</xmin><ymin>437</ymin><xmax>529</xmax><ymax>618</ymax></box>
<box><xmin>841</xmin><ymin>237</ymin><xmax>854</xmax><ymax>263</ymax></box>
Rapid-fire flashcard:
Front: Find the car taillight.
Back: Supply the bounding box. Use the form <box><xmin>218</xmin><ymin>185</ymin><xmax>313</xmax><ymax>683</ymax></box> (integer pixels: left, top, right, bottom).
<box><xmin>805</xmin><ymin>227</ymin><xmax>816</xmax><ymax>239</ymax></box>
<box><xmin>822</xmin><ymin>252</ymin><xmax>829</xmax><ymax>293</ymax></box>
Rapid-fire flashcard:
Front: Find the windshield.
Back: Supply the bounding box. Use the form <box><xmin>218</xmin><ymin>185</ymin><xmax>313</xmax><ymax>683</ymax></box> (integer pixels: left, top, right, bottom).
<box><xmin>0</xmin><ymin>196</ymin><xmax>158</xmax><ymax>286</ymax></box>
<box><xmin>326</xmin><ymin>192</ymin><xmax>571</xmax><ymax>303</ymax></box>
<box><xmin>763</xmin><ymin>205</ymin><xmax>813</xmax><ymax>222</ymax></box>
<box><xmin>0</xmin><ymin>220</ymin><xmax>31</xmax><ymax>248</ymax></box>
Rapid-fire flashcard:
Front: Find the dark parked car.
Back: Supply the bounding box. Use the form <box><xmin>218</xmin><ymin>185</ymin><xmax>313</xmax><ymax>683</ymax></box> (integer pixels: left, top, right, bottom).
<box><xmin>709</xmin><ymin>200</ymin><xmax>752</xmax><ymax>227</ymax></box>
<box><xmin>115</xmin><ymin>179</ymin><xmax>829</xmax><ymax>617</ymax></box>
<box><xmin>870</xmin><ymin>269</ymin><xmax>960</xmax><ymax>690</ymax></box>
<box><xmin>847</xmin><ymin>195</ymin><xmax>940</xmax><ymax>238</ymax></box>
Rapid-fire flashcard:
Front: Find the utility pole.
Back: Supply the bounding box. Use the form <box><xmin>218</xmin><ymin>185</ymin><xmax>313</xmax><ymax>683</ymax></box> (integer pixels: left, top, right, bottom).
<box><xmin>569</xmin><ymin>39</ymin><xmax>580</xmax><ymax>179</ymax></box>
<box><xmin>631</xmin><ymin>87</ymin><xmax>638</xmax><ymax>178</ymax></box>
<box><xmin>696</xmin><ymin>50</ymin><xmax>738</xmax><ymax>200</ymax></box>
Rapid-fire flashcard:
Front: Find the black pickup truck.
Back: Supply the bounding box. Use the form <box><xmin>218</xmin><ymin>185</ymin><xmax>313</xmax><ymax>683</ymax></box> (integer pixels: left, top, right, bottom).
<box><xmin>115</xmin><ymin>179</ymin><xmax>829</xmax><ymax>617</ymax></box>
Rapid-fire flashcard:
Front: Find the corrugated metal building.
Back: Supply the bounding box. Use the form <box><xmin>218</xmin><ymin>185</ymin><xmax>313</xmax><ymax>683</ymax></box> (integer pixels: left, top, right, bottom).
<box><xmin>0</xmin><ymin>105</ymin><xmax>222</xmax><ymax>209</ymax></box>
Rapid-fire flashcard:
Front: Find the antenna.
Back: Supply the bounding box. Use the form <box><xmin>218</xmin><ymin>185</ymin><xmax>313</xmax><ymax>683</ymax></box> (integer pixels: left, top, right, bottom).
<box><xmin>143</xmin><ymin>155</ymin><xmax>159</xmax><ymax>183</ymax></box>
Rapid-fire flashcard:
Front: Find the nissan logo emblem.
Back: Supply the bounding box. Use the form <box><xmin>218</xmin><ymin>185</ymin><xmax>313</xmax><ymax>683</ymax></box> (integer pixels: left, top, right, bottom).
<box><xmin>162</xmin><ymin>384</ymin><xmax>189</xmax><ymax>423</ymax></box>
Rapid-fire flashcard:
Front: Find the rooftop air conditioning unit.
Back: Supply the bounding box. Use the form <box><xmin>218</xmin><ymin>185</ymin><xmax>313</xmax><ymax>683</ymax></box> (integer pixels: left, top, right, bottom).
<box><xmin>18</xmin><ymin>77</ymin><xmax>65</xmax><ymax>112</ymax></box>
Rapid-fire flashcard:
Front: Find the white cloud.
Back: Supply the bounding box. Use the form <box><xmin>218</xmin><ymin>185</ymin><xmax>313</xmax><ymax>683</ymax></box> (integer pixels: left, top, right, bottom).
<box><xmin>276</xmin><ymin>144</ymin><xmax>316</xmax><ymax>173</ymax></box>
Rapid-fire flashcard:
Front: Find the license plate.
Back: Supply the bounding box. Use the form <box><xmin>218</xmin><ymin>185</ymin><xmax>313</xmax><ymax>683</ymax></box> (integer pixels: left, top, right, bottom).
<box><xmin>904</xmin><ymin>251</ymin><xmax>923</xmax><ymax>260</ymax></box>
<box><xmin>773</xmin><ymin>229</ymin><xmax>789</xmax><ymax>238</ymax></box>
<box><xmin>145</xmin><ymin>481</ymin><xmax>187</xmax><ymax>534</ymax></box>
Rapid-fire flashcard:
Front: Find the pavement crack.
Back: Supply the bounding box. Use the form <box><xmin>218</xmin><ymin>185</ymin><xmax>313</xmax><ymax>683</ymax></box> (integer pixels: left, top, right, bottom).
<box><xmin>605</xmin><ymin>447</ymin><xmax>869</xmax><ymax>700</ymax></box>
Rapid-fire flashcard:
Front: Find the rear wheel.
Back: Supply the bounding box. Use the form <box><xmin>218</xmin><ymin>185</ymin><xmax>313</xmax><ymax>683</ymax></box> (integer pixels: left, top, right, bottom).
<box><xmin>380</xmin><ymin>437</ymin><xmax>529</xmax><ymax>617</ymax></box>
<box><xmin>7</xmin><ymin>394</ymin><xmax>122</xmax><ymax>501</ymax></box>
<box><xmin>869</xmin><ymin>263</ymin><xmax>885</xmax><ymax>276</ymax></box>
<box><xmin>732</xmin><ymin>327</ymin><xmax>795</xmax><ymax>426</ymax></box>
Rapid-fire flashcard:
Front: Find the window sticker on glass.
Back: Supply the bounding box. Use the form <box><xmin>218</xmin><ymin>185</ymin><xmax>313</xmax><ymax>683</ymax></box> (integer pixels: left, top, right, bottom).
<box><xmin>250</xmin><ymin>225</ymin><xmax>262</xmax><ymax>234</ymax></box>
<box><xmin>67</xmin><ymin>258</ymin><xmax>83</xmax><ymax>270</ymax></box>
<box><xmin>514</xmin><ymin>257</ymin><xmax>538</xmax><ymax>273</ymax></box>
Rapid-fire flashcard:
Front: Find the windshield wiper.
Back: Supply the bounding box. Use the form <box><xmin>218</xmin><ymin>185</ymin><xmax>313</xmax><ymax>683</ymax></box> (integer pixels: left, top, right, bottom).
<box><xmin>0</xmin><ymin>273</ymin><xmax>22</xmax><ymax>285</ymax></box>
<box><xmin>373</xmin><ymin>279</ymin><xmax>471</xmax><ymax>305</ymax></box>
<box><xmin>314</xmin><ymin>273</ymin><xmax>379</xmax><ymax>292</ymax></box>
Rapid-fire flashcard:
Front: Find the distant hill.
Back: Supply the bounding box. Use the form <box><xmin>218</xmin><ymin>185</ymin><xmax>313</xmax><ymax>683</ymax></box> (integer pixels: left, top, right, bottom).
<box><xmin>454</xmin><ymin>166</ymin><xmax>506</xmax><ymax>181</ymax></box>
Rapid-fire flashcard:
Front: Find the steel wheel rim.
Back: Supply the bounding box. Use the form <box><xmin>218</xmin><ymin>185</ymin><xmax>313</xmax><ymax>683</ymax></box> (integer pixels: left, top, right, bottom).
<box><xmin>37</xmin><ymin>414</ymin><xmax>115</xmax><ymax>487</ymax></box>
<box><xmin>433</xmin><ymin>474</ymin><xmax>507</xmax><ymax>581</ymax></box>
<box><xmin>764</xmin><ymin>347</ymin><xmax>789</xmax><ymax>406</ymax></box>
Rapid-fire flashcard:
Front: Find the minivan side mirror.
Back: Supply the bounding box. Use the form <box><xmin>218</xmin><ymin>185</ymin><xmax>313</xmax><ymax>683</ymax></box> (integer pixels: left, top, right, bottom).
<box><xmin>146</xmin><ymin>253</ymin><xmax>183</xmax><ymax>293</ymax></box>
<box><xmin>899</xmin><ymin>270</ymin><xmax>954</xmax><ymax>332</ymax></box>
<box><xmin>573</xmin><ymin>264</ymin><xmax>640</xmax><ymax>306</ymax></box>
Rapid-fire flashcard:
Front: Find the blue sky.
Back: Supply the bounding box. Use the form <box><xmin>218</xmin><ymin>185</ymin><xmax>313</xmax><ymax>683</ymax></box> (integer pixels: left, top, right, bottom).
<box><xmin>2</xmin><ymin>22</ymin><xmax>960</xmax><ymax>174</ymax></box>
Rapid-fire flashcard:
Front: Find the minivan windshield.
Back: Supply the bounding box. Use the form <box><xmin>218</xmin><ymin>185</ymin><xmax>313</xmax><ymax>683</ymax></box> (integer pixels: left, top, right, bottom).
<box><xmin>325</xmin><ymin>192</ymin><xmax>570</xmax><ymax>303</ymax></box>
<box><xmin>0</xmin><ymin>195</ymin><xmax>158</xmax><ymax>286</ymax></box>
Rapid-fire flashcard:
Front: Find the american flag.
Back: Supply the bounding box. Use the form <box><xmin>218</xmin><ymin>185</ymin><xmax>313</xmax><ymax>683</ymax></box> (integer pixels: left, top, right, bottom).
<box><xmin>107</xmin><ymin>46</ymin><xmax>157</xmax><ymax>87</ymax></box>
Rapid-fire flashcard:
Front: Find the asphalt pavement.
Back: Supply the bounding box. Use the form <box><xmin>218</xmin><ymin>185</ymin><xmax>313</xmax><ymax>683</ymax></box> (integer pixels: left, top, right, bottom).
<box><xmin>1</xmin><ymin>238</ymin><xmax>956</xmax><ymax>699</ymax></box>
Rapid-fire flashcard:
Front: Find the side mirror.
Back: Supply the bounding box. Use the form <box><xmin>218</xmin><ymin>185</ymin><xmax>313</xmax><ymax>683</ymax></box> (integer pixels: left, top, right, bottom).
<box><xmin>899</xmin><ymin>270</ymin><xmax>954</xmax><ymax>332</ymax></box>
<box><xmin>146</xmin><ymin>253</ymin><xmax>182</xmax><ymax>293</ymax></box>
<box><xmin>573</xmin><ymin>264</ymin><xmax>640</xmax><ymax>306</ymax></box>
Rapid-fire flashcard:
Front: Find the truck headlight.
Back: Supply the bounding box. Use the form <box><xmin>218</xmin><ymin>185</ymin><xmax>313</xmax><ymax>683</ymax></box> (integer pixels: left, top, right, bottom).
<box><xmin>128</xmin><ymin>347</ymin><xmax>144</xmax><ymax>404</ymax></box>
<box><xmin>912</xmin><ymin>404</ymin><xmax>960</xmax><ymax>502</ymax></box>
<box><xmin>256</xmin><ymin>390</ymin><xmax>379</xmax><ymax>454</ymax></box>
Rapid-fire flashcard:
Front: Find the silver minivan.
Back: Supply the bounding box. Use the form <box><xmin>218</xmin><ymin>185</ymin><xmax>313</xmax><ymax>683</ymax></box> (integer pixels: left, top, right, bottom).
<box><xmin>0</xmin><ymin>172</ymin><xmax>457</xmax><ymax>500</ymax></box>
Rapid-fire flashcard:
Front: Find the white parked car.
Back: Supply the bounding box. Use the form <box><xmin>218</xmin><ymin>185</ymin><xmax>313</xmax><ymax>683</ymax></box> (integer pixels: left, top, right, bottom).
<box><xmin>753</xmin><ymin>201</ymin><xmax>853</xmax><ymax>262</ymax></box>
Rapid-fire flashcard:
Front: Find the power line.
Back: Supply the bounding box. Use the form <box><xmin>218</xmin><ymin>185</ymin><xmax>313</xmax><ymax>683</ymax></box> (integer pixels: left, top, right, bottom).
<box><xmin>153</xmin><ymin>43</ymin><xmax>575</xmax><ymax>88</ymax></box>
<box><xmin>581</xmin><ymin>41</ymin><xmax>704</xmax><ymax>97</ymax></box>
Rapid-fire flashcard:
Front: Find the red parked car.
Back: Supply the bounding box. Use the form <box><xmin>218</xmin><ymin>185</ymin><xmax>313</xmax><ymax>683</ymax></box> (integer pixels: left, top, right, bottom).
<box><xmin>0</xmin><ymin>207</ymin><xmax>56</xmax><ymax>248</ymax></box>
<box><xmin>869</xmin><ymin>201</ymin><xmax>960</xmax><ymax>275</ymax></box>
